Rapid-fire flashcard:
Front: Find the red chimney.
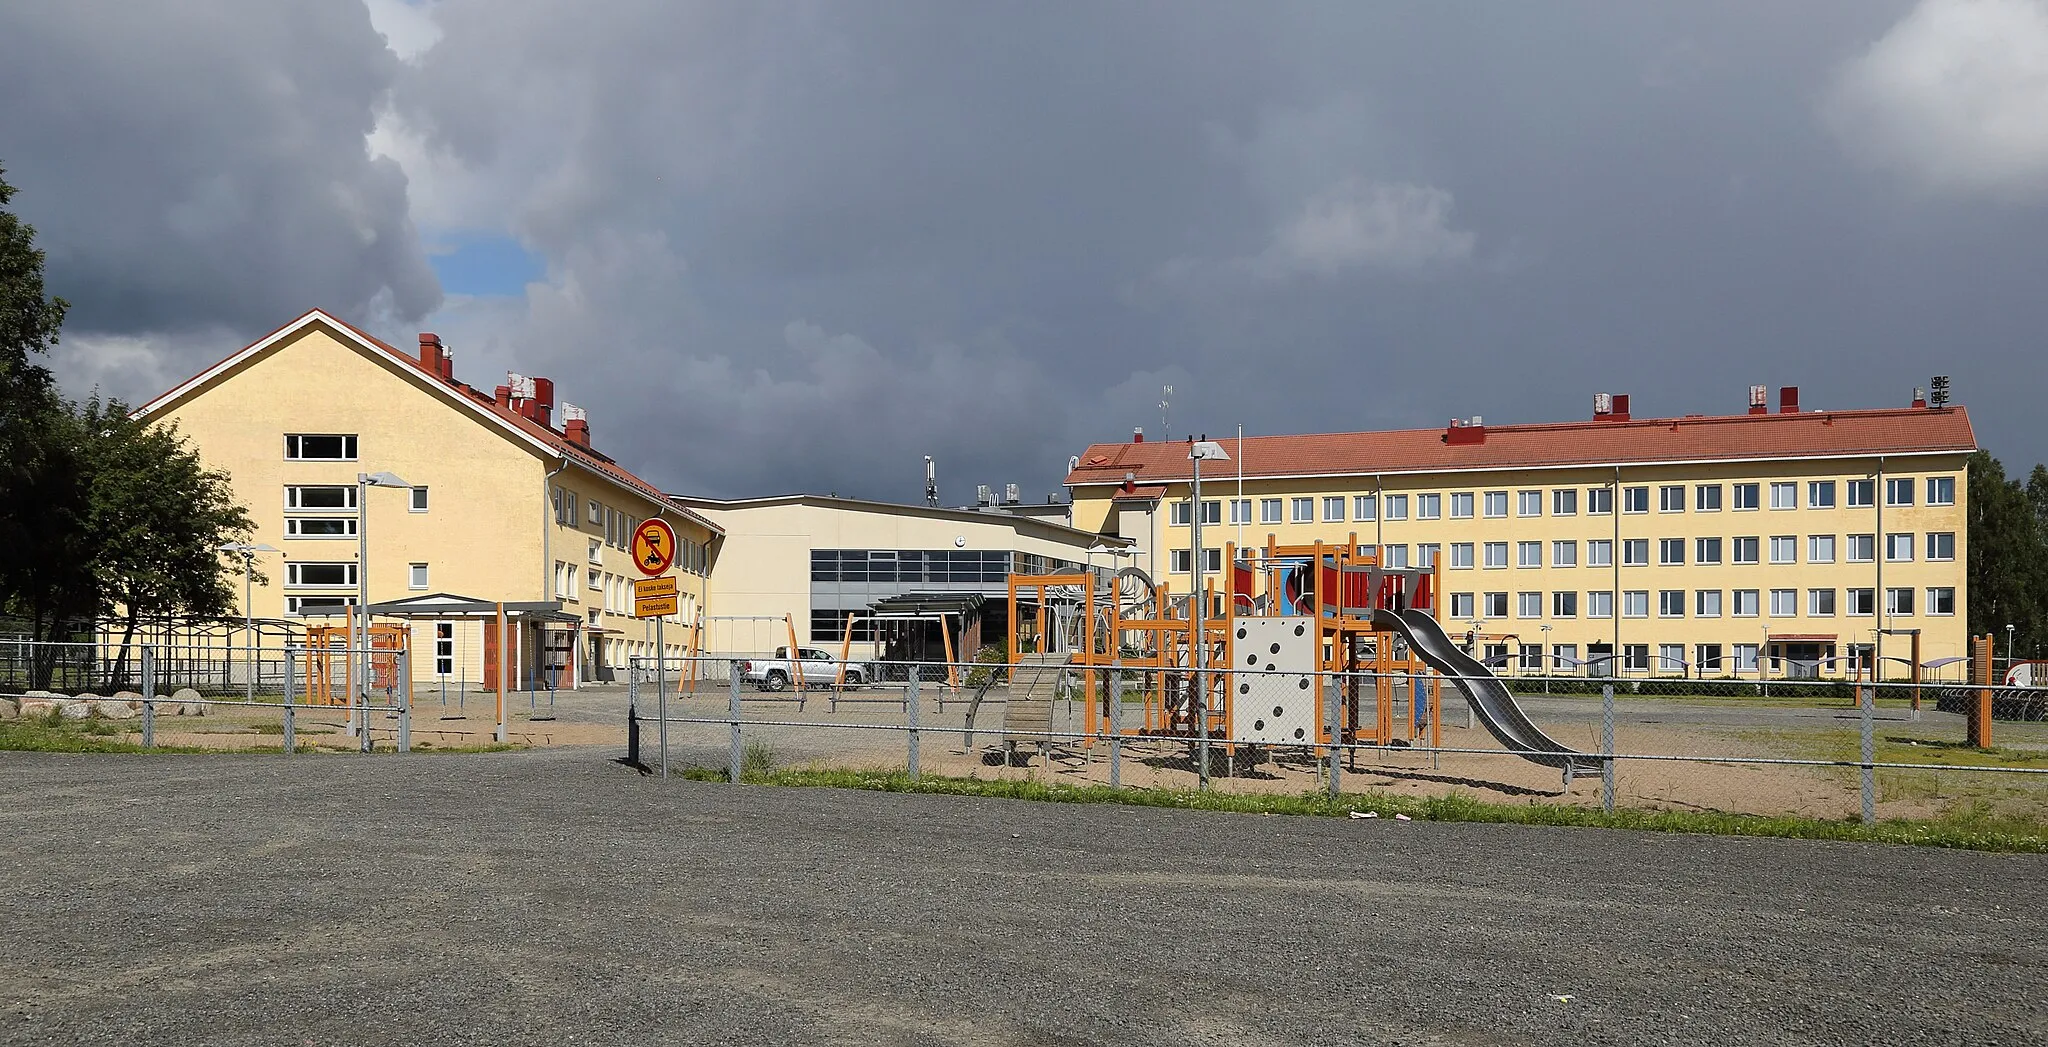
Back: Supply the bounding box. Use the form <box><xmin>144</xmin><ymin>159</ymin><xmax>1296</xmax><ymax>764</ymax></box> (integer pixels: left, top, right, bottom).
<box><xmin>565</xmin><ymin>418</ymin><xmax>591</xmax><ymax>447</ymax></box>
<box><xmin>532</xmin><ymin>377</ymin><xmax>555</xmax><ymax>409</ymax></box>
<box><xmin>1911</xmin><ymin>386</ymin><xmax>1927</xmax><ymax>409</ymax></box>
<box><xmin>1611</xmin><ymin>394</ymin><xmax>1630</xmax><ymax>421</ymax></box>
<box><xmin>1778</xmin><ymin>386</ymin><xmax>1800</xmax><ymax>414</ymax></box>
<box><xmin>1132</xmin><ymin>426</ymin><xmax>1144</xmax><ymax>444</ymax></box>
<box><xmin>1445</xmin><ymin>418</ymin><xmax>1486</xmax><ymax>446</ymax></box>
<box><xmin>494</xmin><ymin>384</ymin><xmax>512</xmax><ymax>408</ymax></box>
<box><xmin>1747</xmin><ymin>384</ymin><xmax>1768</xmax><ymax>415</ymax></box>
<box><xmin>418</xmin><ymin>333</ymin><xmax>444</xmax><ymax>377</ymax></box>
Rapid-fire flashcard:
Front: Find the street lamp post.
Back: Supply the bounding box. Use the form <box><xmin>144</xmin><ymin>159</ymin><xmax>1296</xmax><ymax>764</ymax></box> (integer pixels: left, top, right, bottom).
<box><xmin>1540</xmin><ymin>623</ymin><xmax>1552</xmax><ymax>695</ymax></box>
<box><xmin>1188</xmin><ymin>438</ymin><xmax>1230</xmax><ymax>790</ymax></box>
<box><xmin>356</xmin><ymin>471</ymin><xmax>412</xmax><ymax>751</ymax></box>
<box><xmin>218</xmin><ymin>542</ymin><xmax>278</xmax><ymax>700</ymax></box>
<box><xmin>2007</xmin><ymin>624</ymin><xmax>2016</xmax><ymax>668</ymax></box>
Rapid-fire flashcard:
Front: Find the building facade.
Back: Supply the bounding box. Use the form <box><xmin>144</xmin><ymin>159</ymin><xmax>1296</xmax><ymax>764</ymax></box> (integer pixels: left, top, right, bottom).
<box><xmin>138</xmin><ymin>310</ymin><xmax>718</xmax><ymax>687</ymax></box>
<box><xmin>1066</xmin><ymin>389</ymin><xmax>1975</xmax><ymax>680</ymax></box>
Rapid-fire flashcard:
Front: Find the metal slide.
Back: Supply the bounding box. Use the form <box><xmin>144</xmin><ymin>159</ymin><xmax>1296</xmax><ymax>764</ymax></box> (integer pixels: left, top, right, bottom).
<box><xmin>1371</xmin><ymin>608</ymin><xmax>1598</xmax><ymax>775</ymax></box>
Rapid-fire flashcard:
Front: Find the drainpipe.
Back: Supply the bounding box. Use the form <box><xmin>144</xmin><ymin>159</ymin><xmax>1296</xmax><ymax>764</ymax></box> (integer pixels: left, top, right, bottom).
<box><xmin>543</xmin><ymin>457</ymin><xmax>571</xmax><ymax>687</ymax></box>
<box><xmin>1612</xmin><ymin>466</ymin><xmax>1621</xmax><ymax>679</ymax></box>
<box><xmin>1875</xmin><ymin>455</ymin><xmax>1885</xmax><ymax>684</ymax></box>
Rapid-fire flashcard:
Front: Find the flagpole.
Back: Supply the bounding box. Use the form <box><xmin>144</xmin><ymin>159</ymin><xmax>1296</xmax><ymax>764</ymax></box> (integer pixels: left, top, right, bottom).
<box><xmin>1236</xmin><ymin>423</ymin><xmax>1245</xmax><ymax>552</ymax></box>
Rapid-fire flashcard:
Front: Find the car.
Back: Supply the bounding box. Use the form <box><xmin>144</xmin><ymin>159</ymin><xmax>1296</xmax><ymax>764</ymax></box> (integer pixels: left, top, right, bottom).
<box><xmin>738</xmin><ymin>647</ymin><xmax>875</xmax><ymax>691</ymax></box>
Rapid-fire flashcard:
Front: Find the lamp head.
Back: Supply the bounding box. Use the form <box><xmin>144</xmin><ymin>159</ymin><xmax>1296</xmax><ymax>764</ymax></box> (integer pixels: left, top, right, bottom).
<box><xmin>360</xmin><ymin>471</ymin><xmax>411</xmax><ymax>488</ymax></box>
<box><xmin>1189</xmin><ymin>441</ymin><xmax>1230</xmax><ymax>462</ymax></box>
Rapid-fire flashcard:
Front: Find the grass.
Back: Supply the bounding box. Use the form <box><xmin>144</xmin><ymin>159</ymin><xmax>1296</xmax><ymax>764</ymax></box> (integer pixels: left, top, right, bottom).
<box><xmin>0</xmin><ymin>711</ymin><xmax>206</xmax><ymax>754</ymax></box>
<box><xmin>669</xmin><ymin>764</ymin><xmax>2048</xmax><ymax>854</ymax></box>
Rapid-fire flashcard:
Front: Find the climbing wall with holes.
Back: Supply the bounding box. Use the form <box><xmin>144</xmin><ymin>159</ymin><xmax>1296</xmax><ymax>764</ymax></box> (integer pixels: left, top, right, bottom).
<box><xmin>1228</xmin><ymin>616</ymin><xmax>1318</xmax><ymax>746</ymax></box>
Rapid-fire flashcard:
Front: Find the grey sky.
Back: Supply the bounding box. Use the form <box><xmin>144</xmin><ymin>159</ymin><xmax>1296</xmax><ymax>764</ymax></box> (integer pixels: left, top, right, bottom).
<box><xmin>3</xmin><ymin>1</ymin><xmax>2045</xmax><ymax>502</ymax></box>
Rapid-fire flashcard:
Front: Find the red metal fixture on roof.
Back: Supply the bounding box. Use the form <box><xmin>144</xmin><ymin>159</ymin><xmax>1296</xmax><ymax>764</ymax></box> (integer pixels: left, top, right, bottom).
<box><xmin>1778</xmin><ymin>386</ymin><xmax>1800</xmax><ymax>414</ymax></box>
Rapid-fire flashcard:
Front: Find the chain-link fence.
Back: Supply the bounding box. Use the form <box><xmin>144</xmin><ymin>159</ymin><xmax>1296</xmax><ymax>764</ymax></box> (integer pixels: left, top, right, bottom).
<box><xmin>623</xmin><ymin>655</ymin><xmax>2048</xmax><ymax>827</ymax></box>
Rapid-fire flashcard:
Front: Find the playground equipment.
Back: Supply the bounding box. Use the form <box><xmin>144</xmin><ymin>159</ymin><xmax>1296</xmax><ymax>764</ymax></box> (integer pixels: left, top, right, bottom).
<box><xmin>684</xmin><ymin>613</ymin><xmax>798</xmax><ymax>693</ymax></box>
<box><xmin>300</xmin><ymin>623</ymin><xmax>410</xmax><ymax>707</ymax></box>
<box><xmin>999</xmin><ymin>534</ymin><xmax>1599</xmax><ymax>779</ymax></box>
<box><xmin>837</xmin><ymin>611</ymin><xmax>962</xmax><ymax>691</ymax></box>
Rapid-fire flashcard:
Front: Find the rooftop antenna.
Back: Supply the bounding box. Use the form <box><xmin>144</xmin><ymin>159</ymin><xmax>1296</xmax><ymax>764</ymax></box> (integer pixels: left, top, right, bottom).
<box><xmin>1160</xmin><ymin>384</ymin><xmax>1173</xmax><ymax>442</ymax></box>
<box><xmin>924</xmin><ymin>456</ymin><xmax>938</xmax><ymax>507</ymax></box>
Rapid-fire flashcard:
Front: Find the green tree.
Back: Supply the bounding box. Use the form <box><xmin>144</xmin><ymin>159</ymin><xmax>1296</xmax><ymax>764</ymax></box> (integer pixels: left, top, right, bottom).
<box><xmin>1967</xmin><ymin>451</ymin><xmax>2048</xmax><ymax>660</ymax></box>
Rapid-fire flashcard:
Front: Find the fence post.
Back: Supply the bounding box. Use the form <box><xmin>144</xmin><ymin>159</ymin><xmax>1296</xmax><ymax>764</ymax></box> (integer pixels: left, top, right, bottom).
<box><xmin>1601</xmin><ymin>683</ymin><xmax>1616</xmax><ymax>814</ymax></box>
<box><xmin>284</xmin><ymin>646</ymin><xmax>297</xmax><ymax>757</ymax></box>
<box><xmin>1327</xmin><ymin>674</ymin><xmax>1342</xmax><ymax>799</ymax></box>
<box><xmin>1109</xmin><ymin>660</ymin><xmax>1123</xmax><ymax>789</ymax></box>
<box><xmin>141</xmin><ymin>646</ymin><xmax>155</xmax><ymax>751</ymax></box>
<box><xmin>907</xmin><ymin>664</ymin><xmax>921</xmax><ymax>780</ymax></box>
<box><xmin>625</xmin><ymin>658</ymin><xmax>640</xmax><ymax>767</ymax></box>
<box><xmin>1860</xmin><ymin>682</ymin><xmax>1876</xmax><ymax>827</ymax></box>
<box><xmin>657</xmin><ymin>652</ymin><xmax>670</xmax><ymax>781</ymax></box>
<box><xmin>728</xmin><ymin>660</ymin><xmax>743</xmax><ymax>785</ymax></box>
<box><xmin>397</xmin><ymin>647</ymin><xmax>412</xmax><ymax>753</ymax></box>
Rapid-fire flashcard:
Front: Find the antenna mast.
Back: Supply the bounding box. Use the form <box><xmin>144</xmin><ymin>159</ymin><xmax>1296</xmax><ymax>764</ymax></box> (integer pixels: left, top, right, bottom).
<box><xmin>924</xmin><ymin>456</ymin><xmax>939</xmax><ymax>507</ymax></box>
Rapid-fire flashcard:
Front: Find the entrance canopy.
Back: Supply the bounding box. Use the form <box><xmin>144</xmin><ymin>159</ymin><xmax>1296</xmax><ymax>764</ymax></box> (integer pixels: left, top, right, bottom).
<box><xmin>363</xmin><ymin>592</ymin><xmax>581</xmax><ymax>623</ymax></box>
<box><xmin>868</xmin><ymin>591</ymin><xmax>986</xmax><ymax>617</ymax></box>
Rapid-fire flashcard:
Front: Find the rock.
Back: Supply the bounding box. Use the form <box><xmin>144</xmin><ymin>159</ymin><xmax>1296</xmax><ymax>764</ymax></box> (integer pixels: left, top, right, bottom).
<box><xmin>0</xmin><ymin>698</ymin><xmax>17</xmax><ymax>720</ymax></box>
<box><xmin>19</xmin><ymin>699</ymin><xmax>60</xmax><ymax>717</ymax></box>
<box><xmin>73</xmin><ymin>692</ymin><xmax>101</xmax><ymax>702</ymax></box>
<box><xmin>170</xmin><ymin>688</ymin><xmax>205</xmax><ymax>716</ymax></box>
<box><xmin>113</xmin><ymin>690</ymin><xmax>144</xmax><ymax>710</ymax></box>
<box><xmin>182</xmin><ymin>701</ymin><xmax>208</xmax><ymax>717</ymax></box>
<box><xmin>58</xmin><ymin>701</ymin><xmax>91</xmax><ymax>720</ymax></box>
<box><xmin>93</xmin><ymin>700</ymin><xmax>137</xmax><ymax>720</ymax></box>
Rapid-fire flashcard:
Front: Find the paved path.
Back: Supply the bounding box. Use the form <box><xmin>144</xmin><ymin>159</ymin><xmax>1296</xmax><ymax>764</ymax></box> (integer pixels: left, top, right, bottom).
<box><xmin>2</xmin><ymin>749</ymin><xmax>2043</xmax><ymax>1046</ymax></box>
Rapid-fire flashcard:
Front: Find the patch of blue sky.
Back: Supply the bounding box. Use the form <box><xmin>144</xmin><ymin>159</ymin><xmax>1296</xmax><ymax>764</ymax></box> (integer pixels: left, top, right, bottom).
<box><xmin>427</xmin><ymin>233</ymin><xmax>544</xmax><ymax>297</ymax></box>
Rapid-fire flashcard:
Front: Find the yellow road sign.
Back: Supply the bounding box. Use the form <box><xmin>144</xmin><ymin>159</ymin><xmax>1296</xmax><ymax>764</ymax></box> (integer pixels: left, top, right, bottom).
<box><xmin>634</xmin><ymin>576</ymin><xmax>678</xmax><ymax>600</ymax></box>
<box><xmin>634</xmin><ymin>593</ymin><xmax>679</xmax><ymax>619</ymax></box>
<box><xmin>631</xmin><ymin>518</ymin><xmax>679</xmax><ymax>576</ymax></box>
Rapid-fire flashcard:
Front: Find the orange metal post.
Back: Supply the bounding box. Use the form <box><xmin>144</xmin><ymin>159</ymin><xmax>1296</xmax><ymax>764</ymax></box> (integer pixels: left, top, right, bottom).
<box><xmin>1969</xmin><ymin>633</ymin><xmax>1994</xmax><ymax>748</ymax></box>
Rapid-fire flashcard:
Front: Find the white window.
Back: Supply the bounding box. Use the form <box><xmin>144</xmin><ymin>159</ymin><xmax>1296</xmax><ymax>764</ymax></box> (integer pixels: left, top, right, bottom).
<box><xmin>1260</xmin><ymin>498</ymin><xmax>1282</xmax><ymax>524</ymax></box>
<box><xmin>1552</xmin><ymin>591</ymin><xmax>1578</xmax><ymax>618</ymax></box>
<box><xmin>1520</xmin><ymin>644</ymin><xmax>1544</xmax><ymax>671</ymax></box>
<box><xmin>1696</xmin><ymin>590</ymin><xmax>1722</xmax><ymax>618</ymax></box>
<box><xmin>1886</xmin><ymin>587</ymin><xmax>1915</xmax><ymax>616</ymax></box>
<box><xmin>1808</xmin><ymin>481</ymin><xmax>1836</xmax><ymax>508</ymax></box>
<box><xmin>435</xmin><ymin>623</ymin><xmax>454</xmax><ymax>676</ymax></box>
<box><xmin>588</xmin><ymin>539</ymin><xmax>603</xmax><ymax>565</ymax></box>
<box><xmin>1927</xmin><ymin>532</ymin><xmax>1955</xmax><ymax>561</ymax></box>
<box><xmin>1658</xmin><ymin>590</ymin><xmax>1685</xmax><ymax>617</ymax></box>
<box><xmin>1846</xmin><ymin>534</ymin><xmax>1875</xmax><ymax>562</ymax></box>
<box><xmin>565</xmin><ymin>564</ymin><xmax>580</xmax><ymax>599</ymax></box>
<box><xmin>1847</xmin><ymin>587</ymin><xmax>1876</xmax><ymax>616</ymax></box>
<box><xmin>1552</xmin><ymin>541</ymin><xmax>1577</xmax><ymax>568</ymax></box>
<box><xmin>590</xmin><ymin>567</ymin><xmax>604</xmax><ymax>591</ymax></box>
<box><xmin>1733</xmin><ymin>483</ymin><xmax>1760</xmax><ymax>511</ymax></box>
<box><xmin>551</xmin><ymin>487</ymin><xmax>572</xmax><ymax>525</ymax></box>
<box><xmin>1291</xmin><ymin>498</ymin><xmax>1313</xmax><ymax>523</ymax></box>
<box><xmin>1587</xmin><ymin>487</ymin><xmax>1612</xmax><ymax>515</ymax></box>
<box><xmin>1484</xmin><ymin>592</ymin><xmax>1509</xmax><ymax>618</ymax></box>
<box><xmin>1809</xmin><ymin>588</ymin><xmax>1837</xmax><ymax>616</ymax></box>
<box><xmin>1886</xmin><ymin>533</ymin><xmax>1914</xmax><ymax>562</ymax></box>
<box><xmin>588</xmin><ymin>499</ymin><xmax>602</xmax><ymax>526</ymax></box>
<box><xmin>1732</xmin><ymin>537</ymin><xmax>1760</xmax><ymax>564</ymax></box>
<box><xmin>1517</xmin><ymin>541</ymin><xmax>1541</xmax><ymax>568</ymax></box>
<box><xmin>1622</xmin><ymin>539</ymin><xmax>1649</xmax><ymax>566</ymax></box>
<box><xmin>1383</xmin><ymin>494</ymin><xmax>1409</xmax><ymax>520</ymax></box>
<box><xmin>286</xmin><ymin>562</ymin><xmax>357</xmax><ymax>588</ymax></box>
<box><xmin>1927</xmin><ymin>587</ymin><xmax>1956</xmax><ymax>615</ymax></box>
<box><xmin>1659</xmin><ymin>485</ymin><xmax>1685</xmax><ymax>512</ymax></box>
<box><xmin>1847</xmin><ymin>479</ymin><xmax>1875</xmax><ymax>508</ymax></box>
<box><xmin>1483</xmin><ymin>542</ymin><xmax>1508</xmax><ymax>569</ymax></box>
<box><xmin>1770</xmin><ymin>482</ymin><xmax>1797</xmax><ymax>510</ymax></box>
<box><xmin>1554</xmin><ymin>644</ymin><xmax>1580</xmax><ymax>670</ymax></box>
<box><xmin>1518</xmin><ymin>490</ymin><xmax>1542</xmax><ymax>517</ymax></box>
<box><xmin>1587</xmin><ymin>540</ymin><xmax>1613</xmax><ymax>567</ymax></box>
<box><xmin>1353</xmin><ymin>495</ymin><xmax>1377</xmax><ymax>521</ymax></box>
<box><xmin>284</xmin><ymin>517</ymin><xmax>356</xmax><ymax>539</ymax></box>
<box><xmin>1695</xmin><ymin>537</ymin><xmax>1722</xmax><ymax>564</ymax></box>
<box><xmin>409</xmin><ymin>563</ymin><xmax>429</xmax><ymax>590</ymax></box>
<box><xmin>1231</xmin><ymin>499</ymin><xmax>1252</xmax><ymax>525</ymax></box>
<box><xmin>1448</xmin><ymin>593</ymin><xmax>1475</xmax><ymax>618</ymax></box>
<box><xmin>1422</xmin><ymin>493</ymin><xmax>1446</xmax><ymax>520</ymax></box>
<box><xmin>1808</xmin><ymin>535</ymin><xmax>1835</xmax><ymax>563</ymax></box>
<box><xmin>1518</xmin><ymin>591</ymin><xmax>1543</xmax><ymax>618</ymax></box>
<box><xmin>1771</xmin><ymin>589</ymin><xmax>1798</xmax><ymax>617</ymax></box>
<box><xmin>1769</xmin><ymin>536</ymin><xmax>1796</xmax><ymax>564</ymax></box>
<box><xmin>1623</xmin><ymin>486</ymin><xmax>1649</xmax><ymax>513</ymax></box>
<box><xmin>285</xmin><ymin>596</ymin><xmax>352</xmax><ymax>617</ymax></box>
<box><xmin>1659</xmin><ymin>538</ymin><xmax>1685</xmax><ymax>566</ymax></box>
<box><xmin>1322</xmin><ymin>497</ymin><xmax>1345</xmax><ymax>522</ymax></box>
<box><xmin>1695</xmin><ymin>484</ymin><xmax>1722</xmax><ymax>511</ymax></box>
<box><xmin>1733</xmin><ymin>644</ymin><xmax>1759</xmax><ymax>672</ymax></box>
<box><xmin>1927</xmin><ymin>476</ymin><xmax>1955</xmax><ymax>506</ymax></box>
<box><xmin>1886</xmin><ymin>478</ymin><xmax>1915</xmax><ymax>507</ymax></box>
<box><xmin>1172</xmin><ymin>549</ymin><xmax>1222</xmax><ymax>573</ymax></box>
<box><xmin>1696</xmin><ymin>645</ymin><xmax>1723</xmax><ymax>674</ymax></box>
<box><xmin>1733</xmin><ymin>589</ymin><xmax>1760</xmax><ymax>617</ymax></box>
<box><xmin>1417</xmin><ymin>543</ymin><xmax>1441</xmax><ymax>569</ymax></box>
<box><xmin>285</xmin><ymin>485</ymin><xmax>357</xmax><ymax>511</ymax></box>
<box><xmin>1553</xmin><ymin>489</ymin><xmax>1578</xmax><ymax>516</ymax></box>
<box><xmin>410</xmin><ymin>486</ymin><xmax>429</xmax><ymax>513</ymax></box>
<box><xmin>1483</xmin><ymin>491</ymin><xmax>1508</xmax><ymax>518</ymax></box>
<box><xmin>1623</xmin><ymin>590</ymin><xmax>1649</xmax><ymax>618</ymax></box>
<box><xmin>1587</xmin><ymin>590</ymin><xmax>1613</xmax><ymax>618</ymax></box>
<box><xmin>1659</xmin><ymin>644</ymin><xmax>1686</xmax><ymax>674</ymax></box>
<box><xmin>1450</xmin><ymin>543</ymin><xmax>1475</xmax><ymax>569</ymax></box>
<box><xmin>1199</xmin><ymin>501</ymin><xmax>1221</xmax><ymax>525</ymax></box>
<box><xmin>1382</xmin><ymin>544</ymin><xmax>1409</xmax><ymax>568</ymax></box>
<box><xmin>284</xmin><ymin>434</ymin><xmax>357</xmax><ymax>461</ymax></box>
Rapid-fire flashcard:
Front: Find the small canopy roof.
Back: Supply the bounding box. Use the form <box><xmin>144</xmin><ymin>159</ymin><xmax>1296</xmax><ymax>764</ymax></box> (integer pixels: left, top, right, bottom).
<box><xmin>868</xmin><ymin>591</ymin><xmax>986</xmax><ymax>616</ymax></box>
<box><xmin>364</xmin><ymin>592</ymin><xmax>581</xmax><ymax>622</ymax></box>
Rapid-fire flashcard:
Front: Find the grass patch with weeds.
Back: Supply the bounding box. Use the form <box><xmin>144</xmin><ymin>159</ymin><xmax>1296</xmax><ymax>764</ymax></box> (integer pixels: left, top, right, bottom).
<box><xmin>671</xmin><ymin>765</ymin><xmax>2048</xmax><ymax>854</ymax></box>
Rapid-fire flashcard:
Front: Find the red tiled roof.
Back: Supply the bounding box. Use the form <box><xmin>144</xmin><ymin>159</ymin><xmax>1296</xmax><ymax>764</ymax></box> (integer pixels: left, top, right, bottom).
<box><xmin>1066</xmin><ymin>407</ymin><xmax>1976</xmax><ymax>487</ymax></box>
<box><xmin>1111</xmin><ymin>484</ymin><xmax>1167</xmax><ymax>501</ymax></box>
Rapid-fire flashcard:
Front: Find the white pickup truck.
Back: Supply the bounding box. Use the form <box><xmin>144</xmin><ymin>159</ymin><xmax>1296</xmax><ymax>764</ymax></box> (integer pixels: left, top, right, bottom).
<box><xmin>738</xmin><ymin>647</ymin><xmax>875</xmax><ymax>691</ymax></box>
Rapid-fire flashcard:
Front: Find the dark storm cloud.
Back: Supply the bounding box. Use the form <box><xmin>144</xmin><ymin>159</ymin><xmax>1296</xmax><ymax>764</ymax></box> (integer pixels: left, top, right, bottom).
<box><xmin>0</xmin><ymin>2</ymin><xmax>439</xmax><ymax>342</ymax></box>
<box><xmin>8</xmin><ymin>1</ymin><xmax>2048</xmax><ymax>499</ymax></box>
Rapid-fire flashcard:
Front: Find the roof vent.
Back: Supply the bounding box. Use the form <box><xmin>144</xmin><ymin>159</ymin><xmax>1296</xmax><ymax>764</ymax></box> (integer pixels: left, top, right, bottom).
<box><xmin>1132</xmin><ymin>426</ymin><xmax>1144</xmax><ymax>443</ymax></box>
<box><xmin>507</xmin><ymin>372</ymin><xmax>535</xmax><ymax>400</ymax></box>
<box><xmin>1749</xmin><ymin>384</ymin><xmax>1768</xmax><ymax>415</ymax></box>
<box><xmin>561</xmin><ymin>403</ymin><xmax>587</xmax><ymax>423</ymax></box>
<box><xmin>1004</xmin><ymin>483</ymin><xmax>1020</xmax><ymax>505</ymax></box>
<box><xmin>976</xmin><ymin>484</ymin><xmax>993</xmax><ymax>507</ymax></box>
<box><xmin>1778</xmin><ymin>385</ymin><xmax>1800</xmax><ymax>414</ymax></box>
<box><xmin>1593</xmin><ymin>392</ymin><xmax>1612</xmax><ymax>418</ymax></box>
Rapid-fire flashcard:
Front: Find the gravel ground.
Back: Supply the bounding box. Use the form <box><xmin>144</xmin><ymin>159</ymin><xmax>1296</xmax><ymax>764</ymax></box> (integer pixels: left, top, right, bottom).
<box><xmin>2</xmin><ymin>749</ymin><xmax>2044</xmax><ymax>1046</ymax></box>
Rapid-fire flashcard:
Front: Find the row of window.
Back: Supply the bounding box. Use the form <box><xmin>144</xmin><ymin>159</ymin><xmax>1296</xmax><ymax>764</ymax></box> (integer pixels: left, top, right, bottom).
<box><xmin>1441</xmin><ymin>585</ymin><xmax>1954</xmax><ymax>621</ymax></box>
<box><xmin>281</xmin><ymin>484</ymin><xmax>429</xmax><ymax>540</ymax></box>
<box><xmin>811</xmin><ymin>549</ymin><xmax>1015</xmax><ymax>584</ymax></box>
<box><xmin>551</xmin><ymin>560</ymin><xmax>689</xmax><ymax>622</ymax></box>
<box><xmin>1169</xmin><ymin>531</ymin><xmax>1954</xmax><ymax>573</ymax></box>
<box><xmin>1483</xmin><ymin>642</ymin><xmax>1866</xmax><ymax>675</ymax></box>
<box><xmin>1173</xmin><ymin>476</ymin><xmax>1957</xmax><ymax>527</ymax></box>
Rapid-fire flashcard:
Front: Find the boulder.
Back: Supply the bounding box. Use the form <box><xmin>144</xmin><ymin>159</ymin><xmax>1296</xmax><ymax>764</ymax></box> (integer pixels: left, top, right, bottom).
<box><xmin>171</xmin><ymin>687</ymin><xmax>204</xmax><ymax>716</ymax></box>
<box><xmin>0</xmin><ymin>698</ymin><xmax>17</xmax><ymax>720</ymax></box>
<box><xmin>93</xmin><ymin>700</ymin><xmax>138</xmax><ymax>720</ymax></box>
<box><xmin>19</xmin><ymin>698</ymin><xmax>60</xmax><ymax>717</ymax></box>
<box><xmin>112</xmin><ymin>690</ymin><xmax>144</xmax><ymax>710</ymax></box>
<box><xmin>182</xmin><ymin>701</ymin><xmax>208</xmax><ymax>717</ymax></box>
<box><xmin>58</xmin><ymin>701</ymin><xmax>91</xmax><ymax>720</ymax></box>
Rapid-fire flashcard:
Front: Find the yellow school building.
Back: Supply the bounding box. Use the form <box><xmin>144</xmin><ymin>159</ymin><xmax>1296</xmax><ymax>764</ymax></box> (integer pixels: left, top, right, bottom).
<box><xmin>136</xmin><ymin>309</ymin><xmax>717</xmax><ymax>688</ymax></box>
<box><xmin>1066</xmin><ymin>389</ymin><xmax>1975</xmax><ymax>681</ymax></box>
